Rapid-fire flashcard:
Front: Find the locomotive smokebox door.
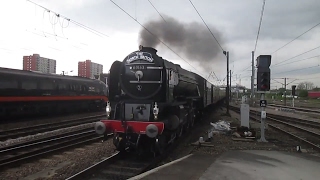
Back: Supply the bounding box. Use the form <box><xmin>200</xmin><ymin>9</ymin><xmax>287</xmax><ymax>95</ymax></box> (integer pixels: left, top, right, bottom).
<box><xmin>120</xmin><ymin>49</ymin><xmax>163</xmax><ymax>99</ymax></box>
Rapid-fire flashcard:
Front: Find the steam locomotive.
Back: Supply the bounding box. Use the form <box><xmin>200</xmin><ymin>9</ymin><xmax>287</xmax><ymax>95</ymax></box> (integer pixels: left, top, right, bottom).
<box><xmin>0</xmin><ymin>67</ymin><xmax>108</xmax><ymax>122</ymax></box>
<box><xmin>94</xmin><ymin>46</ymin><xmax>225</xmax><ymax>155</ymax></box>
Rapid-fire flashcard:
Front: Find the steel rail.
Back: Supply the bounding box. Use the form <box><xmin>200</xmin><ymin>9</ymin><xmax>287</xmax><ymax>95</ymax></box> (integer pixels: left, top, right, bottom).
<box><xmin>0</xmin><ymin>129</ymin><xmax>112</xmax><ymax>169</ymax></box>
<box><xmin>66</xmin><ymin>126</ymin><xmax>199</xmax><ymax>180</ymax></box>
<box><xmin>268</xmin><ymin>104</ymin><xmax>320</xmax><ymax>113</ymax></box>
<box><xmin>230</xmin><ymin>105</ymin><xmax>320</xmax><ymax>151</ymax></box>
<box><xmin>0</xmin><ymin>114</ymin><xmax>106</xmax><ymax>141</ymax></box>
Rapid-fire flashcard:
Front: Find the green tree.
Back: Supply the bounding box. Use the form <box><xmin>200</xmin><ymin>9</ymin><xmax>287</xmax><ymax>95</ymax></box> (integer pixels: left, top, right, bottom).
<box><xmin>297</xmin><ymin>81</ymin><xmax>314</xmax><ymax>90</ymax></box>
<box><xmin>312</xmin><ymin>87</ymin><xmax>320</xmax><ymax>91</ymax></box>
<box><xmin>299</xmin><ymin>90</ymin><xmax>308</xmax><ymax>97</ymax></box>
<box><xmin>278</xmin><ymin>88</ymin><xmax>285</xmax><ymax>95</ymax></box>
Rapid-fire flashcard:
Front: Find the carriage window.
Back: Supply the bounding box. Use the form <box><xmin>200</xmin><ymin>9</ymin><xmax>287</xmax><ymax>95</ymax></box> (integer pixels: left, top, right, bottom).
<box><xmin>39</xmin><ymin>82</ymin><xmax>54</xmax><ymax>90</ymax></box>
<box><xmin>81</xmin><ymin>85</ymin><xmax>87</xmax><ymax>92</ymax></box>
<box><xmin>22</xmin><ymin>81</ymin><xmax>37</xmax><ymax>90</ymax></box>
<box><xmin>88</xmin><ymin>86</ymin><xmax>95</xmax><ymax>92</ymax></box>
<box><xmin>0</xmin><ymin>80</ymin><xmax>18</xmax><ymax>89</ymax></box>
<box><xmin>58</xmin><ymin>84</ymin><xmax>67</xmax><ymax>90</ymax></box>
<box><xmin>74</xmin><ymin>85</ymin><xmax>80</xmax><ymax>91</ymax></box>
<box><xmin>95</xmin><ymin>86</ymin><xmax>101</xmax><ymax>93</ymax></box>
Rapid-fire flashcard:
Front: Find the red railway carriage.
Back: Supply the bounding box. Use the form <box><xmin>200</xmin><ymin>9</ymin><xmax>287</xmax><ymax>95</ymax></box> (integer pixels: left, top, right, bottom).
<box><xmin>94</xmin><ymin>46</ymin><xmax>226</xmax><ymax>155</ymax></box>
<box><xmin>308</xmin><ymin>91</ymin><xmax>320</xmax><ymax>98</ymax></box>
<box><xmin>0</xmin><ymin>67</ymin><xmax>108</xmax><ymax>121</ymax></box>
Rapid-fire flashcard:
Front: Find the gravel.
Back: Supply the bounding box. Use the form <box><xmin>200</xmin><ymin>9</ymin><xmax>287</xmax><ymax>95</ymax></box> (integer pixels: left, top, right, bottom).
<box><xmin>0</xmin><ymin>138</ymin><xmax>115</xmax><ymax>180</ymax></box>
<box><xmin>0</xmin><ymin>122</ymin><xmax>96</xmax><ymax>148</ymax></box>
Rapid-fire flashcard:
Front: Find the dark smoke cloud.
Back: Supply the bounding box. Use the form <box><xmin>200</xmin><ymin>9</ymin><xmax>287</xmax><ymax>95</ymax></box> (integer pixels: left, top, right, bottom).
<box><xmin>138</xmin><ymin>15</ymin><xmax>225</xmax><ymax>71</ymax></box>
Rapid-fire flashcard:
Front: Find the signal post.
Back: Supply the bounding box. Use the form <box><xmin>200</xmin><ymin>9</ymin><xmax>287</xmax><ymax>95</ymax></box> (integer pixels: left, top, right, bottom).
<box><xmin>292</xmin><ymin>85</ymin><xmax>296</xmax><ymax>107</ymax></box>
<box><xmin>256</xmin><ymin>55</ymin><xmax>271</xmax><ymax>143</ymax></box>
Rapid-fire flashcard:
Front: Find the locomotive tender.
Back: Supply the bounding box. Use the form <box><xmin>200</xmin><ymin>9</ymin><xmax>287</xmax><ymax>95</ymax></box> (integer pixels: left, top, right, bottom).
<box><xmin>0</xmin><ymin>67</ymin><xmax>108</xmax><ymax>122</ymax></box>
<box><xmin>94</xmin><ymin>46</ymin><xmax>225</xmax><ymax>154</ymax></box>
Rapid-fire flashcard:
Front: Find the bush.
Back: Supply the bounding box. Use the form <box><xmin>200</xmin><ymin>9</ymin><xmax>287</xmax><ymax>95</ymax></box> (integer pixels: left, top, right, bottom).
<box><xmin>299</xmin><ymin>90</ymin><xmax>308</xmax><ymax>98</ymax></box>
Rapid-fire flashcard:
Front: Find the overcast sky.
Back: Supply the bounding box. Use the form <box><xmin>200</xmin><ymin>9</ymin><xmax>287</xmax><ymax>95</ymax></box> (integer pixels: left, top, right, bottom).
<box><xmin>1</xmin><ymin>0</ymin><xmax>320</xmax><ymax>89</ymax></box>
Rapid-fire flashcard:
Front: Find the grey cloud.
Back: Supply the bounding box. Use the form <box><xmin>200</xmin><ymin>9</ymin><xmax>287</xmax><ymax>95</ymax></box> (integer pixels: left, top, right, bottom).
<box><xmin>224</xmin><ymin>0</ymin><xmax>320</xmax><ymax>41</ymax></box>
<box><xmin>31</xmin><ymin>0</ymin><xmax>320</xmax><ymax>87</ymax></box>
<box><xmin>41</xmin><ymin>0</ymin><xmax>320</xmax><ymax>41</ymax></box>
<box><xmin>38</xmin><ymin>0</ymin><xmax>146</xmax><ymax>34</ymax></box>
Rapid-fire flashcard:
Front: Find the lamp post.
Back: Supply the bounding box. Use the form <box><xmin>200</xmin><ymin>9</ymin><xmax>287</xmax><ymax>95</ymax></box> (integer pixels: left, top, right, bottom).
<box><xmin>223</xmin><ymin>51</ymin><xmax>230</xmax><ymax>115</ymax></box>
<box><xmin>61</xmin><ymin>70</ymin><xmax>73</xmax><ymax>76</ymax></box>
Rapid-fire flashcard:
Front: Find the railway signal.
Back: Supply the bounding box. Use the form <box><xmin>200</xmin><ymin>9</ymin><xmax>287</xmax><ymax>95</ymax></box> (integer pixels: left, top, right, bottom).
<box><xmin>257</xmin><ymin>71</ymin><xmax>270</xmax><ymax>91</ymax></box>
<box><xmin>255</xmin><ymin>55</ymin><xmax>272</xmax><ymax>143</ymax></box>
<box><xmin>292</xmin><ymin>85</ymin><xmax>296</xmax><ymax>107</ymax></box>
<box><xmin>292</xmin><ymin>85</ymin><xmax>296</xmax><ymax>96</ymax></box>
<box><xmin>256</xmin><ymin>55</ymin><xmax>271</xmax><ymax>92</ymax></box>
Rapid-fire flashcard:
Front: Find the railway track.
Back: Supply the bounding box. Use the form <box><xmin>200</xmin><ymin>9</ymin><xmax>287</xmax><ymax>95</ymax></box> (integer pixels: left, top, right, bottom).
<box><xmin>230</xmin><ymin>105</ymin><xmax>320</xmax><ymax>151</ymax></box>
<box><xmin>268</xmin><ymin>104</ymin><xmax>320</xmax><ymax>114</ymax></box>
<box><xmin>65</xmin><ymin>104</ymin><xmax>223</xmax><ymax>180</ymax></box>
<box><xmin>0</xmin><ymin>114</ymin><xmax>106</xmax><ymax>141</ymax></box>
<box><xmin>0</xmin><ymin>127</ymin><xmax>110</xmax><ymax>169</ymax></box>
<box><xmin>66</xmin><ymin>151</ymin><xmax>156</xmax><ymax>180</ymax></box>
<box><xmin>66</xmin><ymin>128</ymin><xmax>197</xmax><ymax>180</ymax></box>
<box><xmin>249</xmin><ymin>109</ymin><xmax>320</xmax><ymax>129</ymax></box>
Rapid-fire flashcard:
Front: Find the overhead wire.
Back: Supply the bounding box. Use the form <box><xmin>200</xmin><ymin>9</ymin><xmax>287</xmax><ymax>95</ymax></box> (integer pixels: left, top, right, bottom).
<box><xmin>109</xmin><ymin>0</ymin><xmax>203</xmax><ymax>76</ymax></box>
<box><xmin>295</xmin><ymin>75</ymin><xmax>320</xmax><ymax>81</ymax></box>
<box><xmin>272</xmin><ymin>45</ymin><xmax>320</xmax><ymax>66</ymax></box>
<box><xmin>188</xmin><ymin>0</ymin><xmax>227</xmax><ymax>83</ymax></box>
<box><xmin>26</xmin><ymin>1</ymin><xmax>98</xmax><ymax>50</ymax></box>
<box><xmin>212</xmin><ymin>71</ymin><xmax>220</xmax><ymax>81</ymax></box>
<box><xmin>58</xmin><ymin>15</ymin><xmax>70</xmax><ymax>39</ymax></box>
<box><xmin>253</xmin><ymin>0</ymin><xmax>266</xmax><ymax>52</ymax></box>
<box><xmin>49</xmin><ymin>12</ymin><xmax>59</xmax><ymax>40</ymax></box>
<box><xmin>273</xmin><ymin>55</ymin><xmax>320</xmax><ymax>67</ymax></box>
<box><xmin>239</xmin><ymin>65</ymin><xmax>252</xmax><ymax>73</ymax></box>
<box><xmin>232</xmin><ymin>64</ymin><xmax>252</xmax><ymax>81</ymax></box>
<box><xmin>41</xmin><ymin>9</ymin><xmax>50</xmax><ymax>38</ymax></box>
<box><xmin>147</xmin><ymin>0</ymin><xmax>166</xmax><ymax>22</ymax></box>
<box><xmin>270</xmin><ymin>21</ymin><xmax>320</xmax><ymax>55</ymax></box>
<box><xmin>273</xmin><ymin>64</ymin><xmax>320</xmax><ymax>75</ymax></box>
<box><xmin>188</xmin><ymin>0</ymin><xmax>224</xmax><ymax>52</ymax></box>
<box><xmin>234</xmin><ymin>0</ymin><xmax>266</xmax><ymax>84</ymax></box>
<box><xmin>26</xmin><ymin>0</ymin><xmax>109</xmax><ymax>38</ymax></box>
<box><xmin>273</xmin><ymin>70</ymin><xmax>320</xmax><ymax>81</ymax></box>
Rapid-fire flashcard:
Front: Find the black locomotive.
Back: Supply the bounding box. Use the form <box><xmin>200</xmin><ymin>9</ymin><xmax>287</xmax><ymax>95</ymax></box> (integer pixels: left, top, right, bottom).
<box><xmin>95</xmin><ymin>46</ymin><xmax>225</xmax><ymax>155</ymax></box>
<box><xmin>0</xmin><ymin>67</ymin><xmax>108</xmax><ymax>122</ymax></box>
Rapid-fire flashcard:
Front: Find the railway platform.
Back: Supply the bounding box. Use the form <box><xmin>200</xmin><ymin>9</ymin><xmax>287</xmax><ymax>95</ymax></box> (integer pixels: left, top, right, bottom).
<box><xmin>129</xmin><ymin>150</ymin><xmax>320</xmax><ymax>180</ymax></box>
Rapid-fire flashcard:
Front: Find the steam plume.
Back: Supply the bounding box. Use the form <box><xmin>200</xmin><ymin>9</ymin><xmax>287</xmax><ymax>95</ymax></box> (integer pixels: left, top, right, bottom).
<box><xmin>138</xmin><ymin>15</ymin><xmax>225</xmax><ymax>71</ymax></box>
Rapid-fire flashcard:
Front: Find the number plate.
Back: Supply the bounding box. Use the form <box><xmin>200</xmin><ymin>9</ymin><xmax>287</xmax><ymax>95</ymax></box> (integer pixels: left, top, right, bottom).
<box><xmin>130</xmin><ymin>65</ymin><xmax>145</xmax><ymax>70</ymax></box>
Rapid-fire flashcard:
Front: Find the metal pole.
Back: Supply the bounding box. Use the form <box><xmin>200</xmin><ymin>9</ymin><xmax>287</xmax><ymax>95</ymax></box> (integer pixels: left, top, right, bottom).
<box><xmin>258</xmin><ymin>93</ymin><xmax>268</xmax><ymax>142</ymax></box>
<box><xmin>251</xmin><ymin>51</ymin><xmax>255</xmax><ymax>106</ymax></box>
<box><xmin>229</xmin><ymin>70</ymin><xmax>232</xmax><ymax>102</ymax></box>
<box><xmin>284</xmin><ymin>78</ymin><xmax>287</xmax><ymax>106</ymax></box>
<box><xmin>292</xmin><ymin>89</ymin><xmax>295</xmax><ymax>107</ymax></box>
<box><xmin>293</xmin><ymin>97</ymin><xmax>295</xmax><ymax>107</ymax></box>
<box><xmin>226</xmin><ymin>51</ymin><xmax>230</xmax><ymax>115</ymax></box>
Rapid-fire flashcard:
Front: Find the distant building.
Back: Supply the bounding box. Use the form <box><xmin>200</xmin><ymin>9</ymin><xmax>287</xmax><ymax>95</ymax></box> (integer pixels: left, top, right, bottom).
<box><xmin>23</xmin><ymin>54</ymin><xmax>56</xmax><ymax>74</ymax></box>
<box><xmin>78</xmin><ymin>60</ymin><xmax>103</xmax><ymax>79</ymax></box>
